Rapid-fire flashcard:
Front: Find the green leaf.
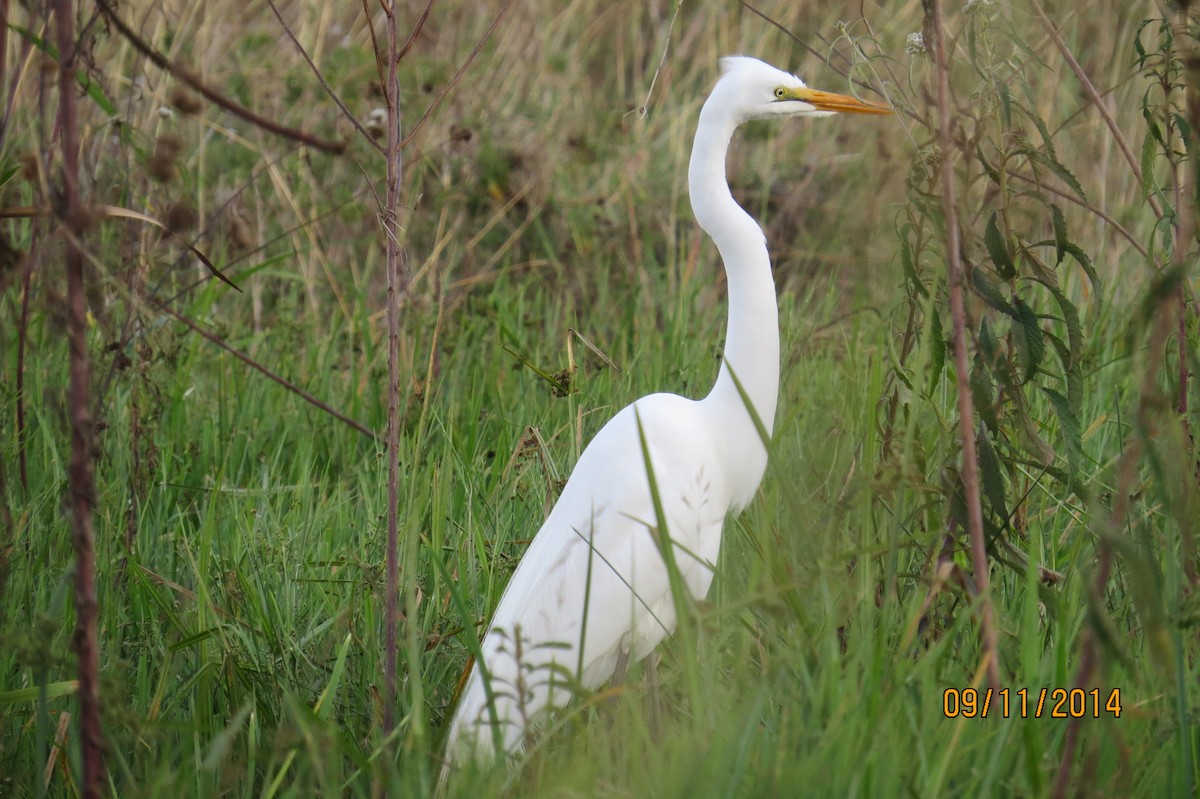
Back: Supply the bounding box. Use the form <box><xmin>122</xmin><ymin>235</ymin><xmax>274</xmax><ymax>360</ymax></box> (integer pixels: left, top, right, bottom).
<box><xmin>997</xmin><ymin>81</ymin><xmax>1012</xmax><ymax>130</ymax></box>
<box><xmin>928</xmin><ymin>307</ymin><xmax>945</xmax><ymax>396</ymax></box>
<box><xmin>1140</xmin><ymin>131</ymin><xmax>1158</xmax><ymax>198</ymax></box>
<box><xmin>1046</xmin><ymin>285</ymin><xmax>1084</xmax><ymax>413</ymax></box>
<box><xmin>0</xmin><ymin>164</ymin><xmax>19</xmax><ymax>191</ymax></box>
<box><xmin>1061</xmin><ymin>241</ymin><xmax>1102</xmax><ymax>300</ymax></box>
<box><xmin>1027</xmin><ymin>150</ymin><xmax>1087</xmax><ymax>204</ymax></box>
<box><xmin>975</xmin><ymin>139</ymin><xmax>1001</xmax><ymax>185</ymax></box>
<box><xmin>978</xmin><ymin>317</ymin><xmax>1001</xmax><ymax>364</ymax></box>
<box><xmin>1173</xmin><ymin>111</ymin><xmax>1191</xmax><ymax>144</ymax></box>
<box><xmin>0</xmin><ymin>681</ymin><xmax>78</xmax><ymax>705</ymax></box>
<box><xmin>976</xmin><ymin>426</ymin><xmax>1010</xmax><ymax>523</ymax></box>
<box><xmin>900</xmin><ymin>227</ymin><xmax>928</xmax><ymax>298</ymax></box>
<box><xmin>1134</xmin><ymin>18</ymin><xmax>1152</xmax><ymax>65</ymax></box>
<box><xmin>1041</xmin><ymin>387</ymin><xmax>1084</xmax><ymax>489</ymax></box>
<box><xmin>1012</xmin><ymin>296</ymin><xmax>1044</xmax><ymax>382</ymax></box>
<box><xmin>1049</xmin><ymin>205</ymin><xmax>1068</xmax><ymax>265</ymax></box>
<box><xmin>1020</xmin><ymin>103</ymin><xmax>1061</xmax><ymax>163</ymax></box>
<box><xmin>971</xmin><ymin>267</ymin><xmax>1017</xmax><ymax>317</ymax></box>
<box><xmin>984</xmin><ymin>212</ymin><xmax>1016</xmax><ymax>278</ymax></box>
<box><xmin>970</xmin><ymin>351</ymin><xmax>999</xmax><ymax>431</ymax></box>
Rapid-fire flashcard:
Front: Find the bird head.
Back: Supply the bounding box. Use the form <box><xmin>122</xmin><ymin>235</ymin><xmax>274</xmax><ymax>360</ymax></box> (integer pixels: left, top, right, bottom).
<box><xmin>714</xmin><ymin>56</ymin><xmax>892</xmax><ymax>122</ymax></box>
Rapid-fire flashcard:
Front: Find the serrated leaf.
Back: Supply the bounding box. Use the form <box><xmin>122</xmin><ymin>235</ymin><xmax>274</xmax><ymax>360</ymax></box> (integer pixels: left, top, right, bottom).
<box><xmin>1028</xmin><ymin>150</ymin><xmax>1087</xmax><ymax>204</ymax></box>
<box><xmin>900</xmin><ymin>230</ymin><xmax>928</xmax><ymax>298</ymax></box>
<box><xmin>1041</xmin><ymin>387</ymin><xmax>1083</xmax><ymax>489</ymax></box>
<box><xmin>971</xmin><ymin>266</ymin><xmax>1017</xmax><ymax>317</ymax></box>
<box><xmin>976</xmin><ymin>139</ymin><xmax>1001</xmax><ymax>185</ymax></box>
<box><xmin>978</xmin><ymin>316</ymin><xmax>1001</xmax><ymax>367</ymax></box>
<box><xmin>1012</xmin><ymin>296</ymin><xmax>1044</xmax><ymax>382</ymax></box>
<box><xmin>984</xmin><ymin>212</ymin><xmax>1016</xmax><ymax>278</ymax></box>
<box><xmin>1134</xmin><ymin>18</ymin><xmax>1150</xmax><ymax>64</ymax></box>
<box><xmin>1173</xmin><ymin>111</ymin><xmax>1191</xmax><ymax>144</ymax></box>
<box><xmin>1050</xmin><ymin>204</ymin><xmax>1068</xmax><ymax>265</ymax></box>
<box><xmin>1012</xmin><ymin>386</ymin><xmax>1056</xmax><ymax>465</ymax></box>
<box><xmin>970</xmin><ymin>352</ymin><xmax>999</xmax><ymax>431</ymax></box>
<box><xmin>976</xmin><ymin>426</ymin><xmax>1010</xmax><ymax>523</ymax></box>
<box><xmin>1156</xmin><ymin>212</ymin><xmax>1176</xmax><ymax>255</ymax></box>
<box><xmin>1140</xmin><ymin>131</ymin><xmax>1158</xmax><ymax>198</ymax></box>
<box><xmin>1060</xmin><ymin>241</ymin><xmax>1101</xmax><ymax>300</ymax></box>
<box><xmin>1020</xmin><ymin>241</ymin><xmax>1059</xmax><ymax>288</ymax></box>
<box><xmin>1046</xmin><ymin>285</ymin><xmax>1084</xmax><ymax>413</ymax></box>
<box><xmin>1019</xmin><ymin>102</ymin><xmax>1061</xmax><ymax>163</ymax></box>
<box><xmin>928</xmin><ymin>307</ymin><xmax>945</xmax><ymax>396</ymax></box>
<box><xmin>1002</xmin><ymin>29</ymin><xmax>1045</xmax><ymax>70</ymax></box>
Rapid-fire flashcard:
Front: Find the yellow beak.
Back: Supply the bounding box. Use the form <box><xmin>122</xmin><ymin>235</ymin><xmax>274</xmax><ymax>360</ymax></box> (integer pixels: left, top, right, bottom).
<box><xmin>788</xmin><ymin>87</ymin><xmax>893</xmax><ymax>115</ymax></box>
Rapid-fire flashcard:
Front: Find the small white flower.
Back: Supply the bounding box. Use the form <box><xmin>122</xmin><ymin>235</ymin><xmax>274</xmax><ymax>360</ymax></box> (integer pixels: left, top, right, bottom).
<box><xmin>157</xmin><ymin>106</ymin><xmax>174</xmax><ymax>119</ymax></box>
<box><xmin>905</xmin><ymin>32</ymin><xmax>926</xmax><ymax>56</ymax></box>
<box><xmin>965</xmin><ymin>0</ymin><xmax>993</xmax><ymax>13</ymax></box>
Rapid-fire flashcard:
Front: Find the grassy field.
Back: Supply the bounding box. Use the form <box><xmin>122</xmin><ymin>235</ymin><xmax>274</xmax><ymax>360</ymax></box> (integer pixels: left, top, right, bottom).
<box><xmin>1</xmin><ymin>1</ymin><xmax>1197</xmax><ymax>796</ymax></box>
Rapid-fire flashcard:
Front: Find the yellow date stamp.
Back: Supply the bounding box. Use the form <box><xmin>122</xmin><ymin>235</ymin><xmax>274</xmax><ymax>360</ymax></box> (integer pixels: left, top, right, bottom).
<box><xmin>942</xmin><ymin>687</ymin><xmax>1122</xmax><ymax>719</ymax></box>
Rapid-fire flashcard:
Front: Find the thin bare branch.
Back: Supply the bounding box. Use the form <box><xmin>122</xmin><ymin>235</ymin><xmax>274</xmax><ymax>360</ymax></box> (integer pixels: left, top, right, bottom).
<box><xmin>397</xmin><ymin>0</ymin><xmax>435</xmax><ymax>63</ymax></box>
<box><xmin>154</xmin><ymin>302</ymin><xmax>377</xmax><ymax>441</ymax></box>
<box><xmin>400</xmin><ymin>0</ymin><xmax>514</xmax><ymax>148</ymax></box>
<box><xmin>1030</xmin><ymin>0</ymin><xmax>1161</xmax><ymax>218</ymax></box>
<box><xmin>264</xmin><ymin>0</ymin><xmax>384</xmax><ymax>152</ymax></box>
<box><xmin>95</xmin><ymin>0</ymin><xmax>346</xmax><ymax>154</ymax></box>
<box><xmin>1008</xmin><ymin>170</ymin><xmax>1151</xmax><ymax>262</ymax></box>
<box><xmin>738</xmin><ymin>0</ymin><xmax>851</xmax><ymax>70</ymax></box>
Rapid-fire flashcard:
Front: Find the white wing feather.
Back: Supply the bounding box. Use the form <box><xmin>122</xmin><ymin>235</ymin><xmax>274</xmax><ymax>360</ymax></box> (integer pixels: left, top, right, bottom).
<box><xmin>446</xmin><ymin>392</ymin><xmax>731</xmax><ymax>758</ymax></box>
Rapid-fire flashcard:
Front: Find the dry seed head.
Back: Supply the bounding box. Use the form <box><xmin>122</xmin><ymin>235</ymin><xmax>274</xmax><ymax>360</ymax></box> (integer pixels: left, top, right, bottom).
<box><xmin>227</xmin><ymin>209</ymin><xmax>254</xmax><ymax>251</ymax></box>
<box><xmin>169</xmin><ymin>88</ymin><xmax>203</xmax><ymax>116</ymax></box>
<box><xmin>147</xmin><ymin>134</ymin><xmax>184</xmax><ymax>183</ymax></box>
<box><xmin>163</xmin><ymin>201</ymin><xmax>198</xmax><ymax>234</ymax></box>
<box><xmin>19</xmin><ymin>152</ymin><xmax>39</xmax><ymax>183</ymax></box>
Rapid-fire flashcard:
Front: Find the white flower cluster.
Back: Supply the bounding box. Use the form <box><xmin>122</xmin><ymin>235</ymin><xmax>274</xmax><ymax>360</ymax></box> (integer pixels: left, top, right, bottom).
<box><xmin>905</xmin><ymin>32</ymin><xmax>926</xmax><ymax>56</ymax></box>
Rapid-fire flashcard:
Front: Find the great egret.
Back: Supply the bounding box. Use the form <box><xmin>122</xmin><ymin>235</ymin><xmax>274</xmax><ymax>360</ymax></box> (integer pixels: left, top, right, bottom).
<box><xmin>444</xmin><ymin>56</ymin><xmax>889</xmax><ymax>769</ymax></box>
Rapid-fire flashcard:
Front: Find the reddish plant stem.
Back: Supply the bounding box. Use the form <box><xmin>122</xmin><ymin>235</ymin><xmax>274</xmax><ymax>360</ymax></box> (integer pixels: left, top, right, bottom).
<box><xmin>929</xmin><ymin>0</ymin><xmax>1001</xmax><ymax>691</ymax></box>
<box><xmin>53</xmin><ymin>0</ymin><xmax>105</xmax><ymax>794</ymax></box>
<box><xmin>382</xmin><ymin>0</ymin><xmax>403</xmax><ymax>736</ymax></box>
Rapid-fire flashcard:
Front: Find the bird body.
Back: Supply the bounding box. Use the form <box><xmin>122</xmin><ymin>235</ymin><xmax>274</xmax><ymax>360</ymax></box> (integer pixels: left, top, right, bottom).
<box><xmin>444</xmin><ymin>55</ymin><xmax>889</xmax><ymax>768</ymax></box>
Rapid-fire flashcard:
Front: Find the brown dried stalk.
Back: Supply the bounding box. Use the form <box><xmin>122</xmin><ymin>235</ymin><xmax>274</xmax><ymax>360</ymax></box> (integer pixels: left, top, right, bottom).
<box><xmin>382</xmin><ymin>0</ymin><xmax>404</xmax><ymax>737</ymax></box>
<box><xmin>929</xmin><ymin>0</ymin><xmax>1001</xmax><ymax>690</ymax></box>
<box><xmin>53</xmin><ymin>0</ymin><xmax>105</xmax><ymax>794</ymax></box>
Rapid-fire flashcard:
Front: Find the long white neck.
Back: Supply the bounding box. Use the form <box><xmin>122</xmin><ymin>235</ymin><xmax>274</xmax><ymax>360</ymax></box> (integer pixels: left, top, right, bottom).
<box><xmin>688</xmin><ymin>92</ymin><xmax>780</xmax><ymax>510</ymax></box>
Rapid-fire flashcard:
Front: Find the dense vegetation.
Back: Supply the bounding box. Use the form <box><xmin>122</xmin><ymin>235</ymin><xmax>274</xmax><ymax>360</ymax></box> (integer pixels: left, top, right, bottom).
<box><xmin>1</xmin><ymin>1</ymin><xmax>1196</xmax><ymax>796</ymax></box>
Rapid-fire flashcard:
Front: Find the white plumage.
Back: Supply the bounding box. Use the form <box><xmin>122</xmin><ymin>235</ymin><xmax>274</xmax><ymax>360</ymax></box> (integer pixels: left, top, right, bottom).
<box><xmin>443</xmin><ymin>55</ymin><xmax>890</xmax><ymax>772</ymax></box>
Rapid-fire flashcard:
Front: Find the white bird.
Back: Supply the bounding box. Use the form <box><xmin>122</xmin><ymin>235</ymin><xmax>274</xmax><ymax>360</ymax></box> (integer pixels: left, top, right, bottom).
<box><xmin>443</xmin><ymin>56</ymin><xmax>890</xmax><ymax>771</ymax></box>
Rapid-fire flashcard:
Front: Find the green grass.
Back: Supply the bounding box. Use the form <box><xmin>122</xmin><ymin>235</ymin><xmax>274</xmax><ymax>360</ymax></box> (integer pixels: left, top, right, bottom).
<box><xmin>2</xmin><ymin>1</ymin><xmax>1198</xmax><ymax>796</ymax></box>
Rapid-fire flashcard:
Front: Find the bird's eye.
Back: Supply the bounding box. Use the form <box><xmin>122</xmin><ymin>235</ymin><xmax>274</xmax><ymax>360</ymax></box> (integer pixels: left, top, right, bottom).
<box><xmin>774</xmin><ymin>87</ymin><xmax>786</xmax><ymax>99</ymax></box>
